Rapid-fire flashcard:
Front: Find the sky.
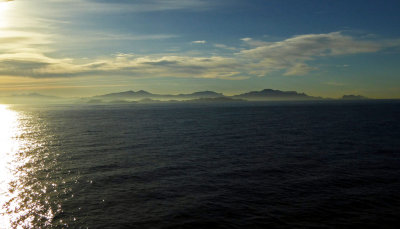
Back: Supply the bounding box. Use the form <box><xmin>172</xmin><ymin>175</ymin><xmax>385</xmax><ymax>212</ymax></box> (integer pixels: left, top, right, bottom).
<box><xmin>0</xmin><ymin>0</ymin><xmax>400</xmax><ymax>98</ymax></box>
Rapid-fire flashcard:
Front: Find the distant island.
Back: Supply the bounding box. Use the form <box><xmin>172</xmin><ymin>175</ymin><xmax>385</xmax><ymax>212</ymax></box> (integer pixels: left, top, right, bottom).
<box><xmin>78</xmin><ymin>89</ymin><xmax>317</xmax><ymax>104</ymax></box>
<box><xmin>92</xmin><ymin>90</ymin><xmax>224</xmax><ymax>100</ymax></box>
<box><xmin>232</xmin><ymin>89</ymin><xmax>322</xmax><ymax>100</ymax></box>
<box><xmin>0</xmin><ymin>89</ymin><xmax>376</xmax><ymax>104</ymax></box>
<box><xmin>342</xmin><ymin>95</ymin><xmax>368</xmax><ymax>100</ymax></box>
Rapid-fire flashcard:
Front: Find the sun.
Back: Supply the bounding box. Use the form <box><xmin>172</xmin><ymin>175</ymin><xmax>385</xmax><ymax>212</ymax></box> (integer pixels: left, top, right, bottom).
<box><xmin>0</xmin><ymin>1</ymin><xmax>10</xmax><ymax>13</ymax></box>
<box><xmin>0</xmin><ymin>1</ymin><xmax>12</xmax><ymax>28</ymax></box>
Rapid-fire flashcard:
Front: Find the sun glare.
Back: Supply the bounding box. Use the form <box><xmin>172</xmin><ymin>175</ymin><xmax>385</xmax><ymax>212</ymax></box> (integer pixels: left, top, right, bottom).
<box><xmin>0</xmin><ymin>1</ymin><xmax>12</xmax><ymax>28</ymax></box>
<box><xmin>0</xmin><ymin>104</ymin><xmax>23</xmax><ymax>228</ymax></box>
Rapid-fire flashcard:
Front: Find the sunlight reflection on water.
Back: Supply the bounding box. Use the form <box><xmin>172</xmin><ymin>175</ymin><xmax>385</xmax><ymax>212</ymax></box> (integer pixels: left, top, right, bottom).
<box><xmin>0</xmin><ymin>104</ymin><xmax>23</xmax><ymax>228</ymax></box>
<box><xmin>0</xmin><ymin>105</ymin><xmax>55</xmax><ymax>228</ymax></box>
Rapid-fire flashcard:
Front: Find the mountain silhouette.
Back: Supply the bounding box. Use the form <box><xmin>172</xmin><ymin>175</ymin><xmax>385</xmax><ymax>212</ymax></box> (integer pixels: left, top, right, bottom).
<box><xmin>94</xmin><ymin>90</ymin><xmax>154</xmax><ymax>99</ymax></box>
<box><xmin>342</xmin><ymin>95</ymin><xmax>368</xmax><ymax>100</ymax></box>
<box><xmin>233</xmin><ymin>89</ymin><xmax>317</xmax><ymax>100</ymax></box>
<box><xmin>94</xmin><ymin>90</ymin><xmax>224</xmax><ymax>100</ymax></box>
<box><xmin>90</xmin><ymin>89</ymin><xmax>324</xmax><ymax>101</ymax></box>
<box><xmin>177</xmin><ymin>91</ymin><xmax>224</xmax><ymax>98</ymax></box>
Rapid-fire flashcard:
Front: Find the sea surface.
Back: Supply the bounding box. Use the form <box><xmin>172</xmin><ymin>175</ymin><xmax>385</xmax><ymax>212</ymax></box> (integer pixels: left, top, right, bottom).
<box><xmin>1</xmin><ymin>101</ymin><xmax>400</xmax><ymax>228</ymax></box>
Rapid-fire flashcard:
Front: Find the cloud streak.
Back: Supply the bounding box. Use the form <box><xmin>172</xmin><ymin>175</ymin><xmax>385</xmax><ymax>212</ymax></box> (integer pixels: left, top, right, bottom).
<box><xmin>32</xmin><ymin>0</ymin><xmax>220</xmax><ymax>15</ymax></box>
<box><xmin>239</xmin><ymin>32</ymin><xmax>383</xmax><ymax>76</ymax></box>
<box><xmin>0</xmin><ymin>32</ymin><xmax>397</xmax><ymax>79</ymax></box>
<box><xmin>191</xmin><ymin>40</ymin><xmax>207</xmax><ymax>44</ymax></box>
<box><xmin>214</xmin><ymin>44</ymin><xmax>237</xmax><ymax>51</ymax></box>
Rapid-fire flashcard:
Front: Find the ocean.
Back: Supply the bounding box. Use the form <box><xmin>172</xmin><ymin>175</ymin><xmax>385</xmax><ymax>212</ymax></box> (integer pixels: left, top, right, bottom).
<box><xmin>1</xmin><ymin>101</ymin><xmax>400</xmax><ymax>228</ymax></box>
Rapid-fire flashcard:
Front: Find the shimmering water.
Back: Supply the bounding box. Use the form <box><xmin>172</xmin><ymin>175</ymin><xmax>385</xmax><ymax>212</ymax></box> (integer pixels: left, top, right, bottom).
<box><xmin>1</xmin><ymin>101</ymin><xmax>400</xmax><ymax>228</ymax></box>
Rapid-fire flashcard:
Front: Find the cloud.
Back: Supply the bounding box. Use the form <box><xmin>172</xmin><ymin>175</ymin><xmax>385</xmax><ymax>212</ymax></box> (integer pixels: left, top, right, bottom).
<box><xmin>240</xmin><ymin>37</ymin><xmax>269</xmax><ymax>47</ymax></box>
<box><xmin>239</xmin><ymin>32</ymin><xmax>383</xmax><ymax>76</ymax></box>
<box><xmin>283</xmin><ymin>63</ymin><xmax>317</xmax><ymax>76</ymax></box>
<box><xmin>52</xmin><ymin>32</ymin><xmax>178</xmax><ymax>47</ymax></box>
<box><xmin>240</xmin><ymin>32</ymin><xmax>381</xmax><ymax>59</ymax></box>
<box><xmin>191</xmin><ymin>40</ymin><xmax>207</xmax><ymax>44</ymax></box>
<box><xmin>0</xmin><ymin>32</ymin><xmax>397</xmax><ymax>79</ymax></box>
<box><xmin>97</xmin><ymin>34</ymin><xmax>178</xmax><ymax>41</ymax></box>
<box><xmin>214</xmin><ymin>43</ymin><xmax>237</xmax><ymax>51</ymax></box>
<box><xmin>0</xmin><ymin>52</ymin><xmax>245</xmax><ymax>80</ymax></box>
<box><xmin>37</xmin><ymin>0</ymin><xmax>219</xmax><ymax>15</ymax></box>
<box><xmin>87</xmin><ymin>55</ymin><xmax>244</xmax><ymax>80</ymax></box>
<box><xmin>241</xmin><ymin>38</ymin><xmax>252</xmax><ymax>42</ymax></box>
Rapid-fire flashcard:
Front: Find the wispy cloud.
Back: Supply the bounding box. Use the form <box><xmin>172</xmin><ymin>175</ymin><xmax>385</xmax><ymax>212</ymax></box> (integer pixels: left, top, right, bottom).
<box><xmin>191</xmin><ymin>40</ymin><xmax>207</xmax><ymax>44</ymax></box>
<box><xmin>283</xmin><ymin>63</ymin><xmax>317</xmax><ymax>76</ymax></box>
<box><xmin>239</xmin><ymin>32</ymin><xmax>384</xmax><ymax>76</ymax></box>
<box><xmin>240</xmin><ymin>37</ymin><xmax>269</xmax><ymax>47</ymax></box>
<box><xmin>240</xmin><ymin>32</ymin><xmax>381</xmax><ymax>58</ymax></box>
<box><xmin>33</xmin><ymin>0</ymin><xmax>220</xmax><ymax>15</ymax></box>
<box><xmin>52</xmin><ymin>32</ymin><xmax>178</xmax><ymax>47</ymax></box>
<box><xmin>0</xmin><ymin>52</ymin><xmax>245</xmax><ymax>80</ymax></box>
<box><xmin>1</xmin><ymin>32</ymin><xmax>398</xmax><ymax>79</ymax></box>
<box><xmin>214</xmin><ymin>43</ymin><xmax>237</xmax><ymax>51</ymax></box>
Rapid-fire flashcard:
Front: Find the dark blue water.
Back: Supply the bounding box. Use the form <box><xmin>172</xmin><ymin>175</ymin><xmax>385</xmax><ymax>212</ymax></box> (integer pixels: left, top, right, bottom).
<box><xmin>3</xmin><ymin>101</ymin><xmax>400</xmax><ymax>228</ymax></box>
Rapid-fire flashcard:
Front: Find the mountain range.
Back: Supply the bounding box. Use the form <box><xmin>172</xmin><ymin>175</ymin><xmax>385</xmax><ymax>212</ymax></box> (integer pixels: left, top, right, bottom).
<box><xmin>0</xmin><ymin>89</ymin><xmax>372</xmax><ymax>104</ymax></box>
<box><xmin>92</xmin><ymin>89</ymin><xmax>320</xmax><ymax>102</ymax></box>
<box><xmin>232</xmin><ymin>89</ymin><xmax>321</xmax><ymax>100</ymax></box>
<box><xmin>92</xmin><ymin>90</ymin><xmax>224</xmax><ymax>100</ymax></box>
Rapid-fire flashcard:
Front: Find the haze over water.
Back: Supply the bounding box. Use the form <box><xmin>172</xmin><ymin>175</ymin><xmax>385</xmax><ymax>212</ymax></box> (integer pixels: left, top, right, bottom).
<box><xmin>1</xmin><ymin>101</ymin><xmax>400</xmax><ymax>228</ymax></box>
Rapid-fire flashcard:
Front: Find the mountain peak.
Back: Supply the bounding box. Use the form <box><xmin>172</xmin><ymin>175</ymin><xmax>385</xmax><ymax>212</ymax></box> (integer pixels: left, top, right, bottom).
<box><xmin>136</xmin><ymin>90</ymin><xmax>151</xmax><ymax>94</ymax></box>
<box><xmin>234</xmin><ymin>88</ymin><xmax>313</xmax><ymax>100</ymax></box>
<box><xmin>176</xmin><ymin>91</ymin><xmax>223</xmax><ymax>98</ymax></box>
